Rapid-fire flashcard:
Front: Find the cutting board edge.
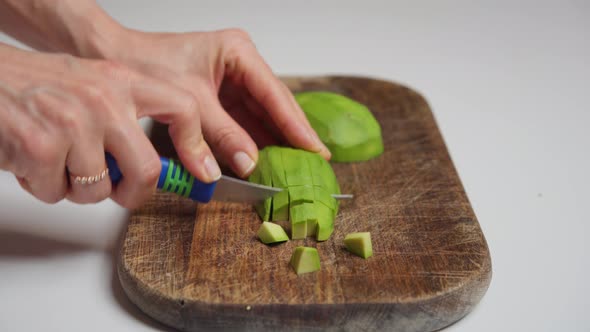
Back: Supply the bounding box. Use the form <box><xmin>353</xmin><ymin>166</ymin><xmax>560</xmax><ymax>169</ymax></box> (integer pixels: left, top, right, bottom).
<box><xmin>118</xmin><ymin>248</ymin><xmax>492</xmax><ymax>332</ymax></box>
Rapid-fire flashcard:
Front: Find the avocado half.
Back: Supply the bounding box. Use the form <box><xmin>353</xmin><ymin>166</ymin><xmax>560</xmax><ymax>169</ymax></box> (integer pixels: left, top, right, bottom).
<box><xmin>295</xmin><ymin>91</ymin><xmax>384</xmax><ymax>162</ymax></box>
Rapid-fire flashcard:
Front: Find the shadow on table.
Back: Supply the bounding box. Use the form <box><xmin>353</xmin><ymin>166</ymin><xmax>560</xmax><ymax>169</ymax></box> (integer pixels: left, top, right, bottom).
<box><xmin>0</xmin><ymin>228</ymin><xmax>176</xmax><ymax>332</ymax></box>
<box><xmin>0</xmin><ymin>230</ymin><xmax>89</xmax><ymax>257</ymax></box>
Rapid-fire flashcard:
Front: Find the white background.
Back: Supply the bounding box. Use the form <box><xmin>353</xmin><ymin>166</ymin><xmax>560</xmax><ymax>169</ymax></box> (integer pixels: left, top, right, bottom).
<box><xmin>1</xmin><ymin>0</ymin><xmax>589</xmax><ymax>331</ymax></box>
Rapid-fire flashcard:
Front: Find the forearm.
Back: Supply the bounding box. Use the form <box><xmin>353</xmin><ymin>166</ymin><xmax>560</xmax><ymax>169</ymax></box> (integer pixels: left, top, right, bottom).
<box><xmin>0</xmin><ymin>0</ymin><xmax>125</xmax><ymax>57</ymax></box>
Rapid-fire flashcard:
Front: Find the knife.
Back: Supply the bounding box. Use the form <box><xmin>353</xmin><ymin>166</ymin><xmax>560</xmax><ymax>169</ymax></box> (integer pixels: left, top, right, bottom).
<box><xmin>105</xmin><ymin>153</ymin><xmax>352</xmax><ymax>203</ymax></box>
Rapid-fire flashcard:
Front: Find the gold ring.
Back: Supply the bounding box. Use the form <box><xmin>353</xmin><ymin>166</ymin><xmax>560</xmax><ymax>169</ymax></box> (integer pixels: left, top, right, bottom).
<box><xmin>71</xmin><ymin>168</ymin><xmax>109</xmax><ymax>185</ymax></box>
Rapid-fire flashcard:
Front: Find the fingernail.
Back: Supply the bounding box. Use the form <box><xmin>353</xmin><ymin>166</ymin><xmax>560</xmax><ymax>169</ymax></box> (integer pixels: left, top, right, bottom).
<box><xmin>306</xmin><ymin>129</ymin><xmax>331</xmax><ymax>159</ymax></box>
<box><xmin>233</xmin><ymin>151</ymin><xmax>256</xmax><ymax>177</ymax></box>
<box><xmin>307</xmin><ymin>129</ymin><xmax>325</xmax><ymax>152</ymax></box>
<box><xmin>204</xmin><ymin>155</ymin><xmax>222</xmax><ymax>181</ymax></box>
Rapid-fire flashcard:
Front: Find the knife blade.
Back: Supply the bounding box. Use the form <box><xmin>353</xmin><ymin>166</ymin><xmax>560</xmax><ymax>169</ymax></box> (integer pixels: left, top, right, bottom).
<box><xmin>106</xmin><ymin>153</ymin><xmax>352</xmax><ymax>203</ymax></box>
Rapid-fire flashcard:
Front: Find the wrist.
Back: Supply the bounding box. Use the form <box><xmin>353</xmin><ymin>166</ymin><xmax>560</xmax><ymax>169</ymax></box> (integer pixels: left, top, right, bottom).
<box><xmin>54</xmin><ymin>0</ymin><xmax>130</xmax><ymax>59</ymax></box>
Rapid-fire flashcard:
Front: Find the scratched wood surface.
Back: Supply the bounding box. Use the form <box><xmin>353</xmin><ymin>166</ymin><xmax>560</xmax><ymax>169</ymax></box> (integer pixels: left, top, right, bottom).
<box><xmin>118</xmin><ymin>76</ymin><xmax>492</xmax><ymax>331</ymax></box>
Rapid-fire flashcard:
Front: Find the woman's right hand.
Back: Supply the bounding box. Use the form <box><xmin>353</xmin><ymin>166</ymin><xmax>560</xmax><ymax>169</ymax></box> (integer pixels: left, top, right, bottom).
<box><xmin>0</xmin><ymin>43</ymin><xmax>202</xmax><ymax>208</ymax></box>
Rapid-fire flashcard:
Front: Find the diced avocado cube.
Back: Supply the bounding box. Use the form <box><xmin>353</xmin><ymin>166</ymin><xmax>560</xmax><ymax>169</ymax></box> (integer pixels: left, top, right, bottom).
<box><xmin>306</xmin><ymin>149</ymin><xmax>341</xmax><ymax>195</ymax></box>
<box><xmin>250</xmin><ymin>149</ymin><xmax>273</xmax><ymax>221</ymax></box>
<box><xmin>344</xmin><ymin>232</ymin><xmax>373</xmax><ymax>259</ymax></box>
<box><xmin>306</xmin><ymin>219</ymin><xmax>318</xmax><ymax>237</ymax></box>
<box><xmin>290</xmin><ymin>246</ymin><xmax>321</xmax><ymax>275</ymax></box>
<box><xmin>269</xmin><ymin>147</ymin><xmax>288</xmax><ymax>188</ymax></box>
<box><xmin>290</xmin><ymin>203</ymin><xmax>312</xmax><ymax>239</ymax></box>
<box><xmin>281</xmin><ymin>148</ymin><xmax>313</xmax><ymax>186</ymax></box>
<box><xmin>289</xmin><ymin>203</ymin><xmax>312</xmax><ymax>224</ymax></box>
<box><xmin>315</xmin><ymin>203</ymin><xmax>335</xmax><ymax>241</ymax></box>
<box><xmin>257</xmin><ymin>222</ymin><xmax>289</xmax><ymax>244</ymax></box>
<box><xmin>255</xmin><ymin>200</ymin><xmax>271</xmax><ymax>222</ymax></box>
<box><xmin>313</xmin><ymin>186</ymin><xmax>337</xmax><ymax>211</ymax></box>
<box><xmin>288</xmin><ymin>185</ymin><xmax>314</xmax><ymax>205</ymax></box>
<box><xmin>271</xmin><ymin>190</ymin><xmax>289</xmax><ymax>221</ymax></box>
<box><xmin>291</xmin><ymin>221</ymin><xmax>307</xmax><ymax>240</ymax></box>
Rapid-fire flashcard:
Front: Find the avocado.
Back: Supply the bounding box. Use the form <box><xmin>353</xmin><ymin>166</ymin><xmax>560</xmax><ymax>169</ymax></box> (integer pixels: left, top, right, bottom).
<box><xmin>249</xmin><ymin>148</ymin><xmax>272</xmax><ymax>221</ymax></box>
<box><xmin>295</xmin><ymin>91</ymin><xmax>384</xmax><ymax>162</ymax></box>
<box><xmin>257</xmin><ymin>222</ymin><xmax>289</xmax><ymax>244</ymax></box>
<box><xmin>248</xmin><ymin>146</ymin><xmax>340</xmax><ymax>241</ymax></box>
<box><xmin>344</xmin><ymin>232</ymin><xmax>373</xmax><ymax>259</ymax></box>
<box><xmin>289</xmin><ymin>246</ymin><xmax>321</xmax><ymax>275</ymax></box>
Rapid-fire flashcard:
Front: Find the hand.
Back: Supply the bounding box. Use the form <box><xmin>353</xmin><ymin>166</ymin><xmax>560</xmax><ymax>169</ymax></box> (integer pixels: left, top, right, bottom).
<box><xmin>0</xmin><ymin>43</ymin><xmax>198</xmax><ymax>208</ymax></box>
<box><xmin>105</xmin><ymin>28</ymin><xmax>330</xmax><ymax>179</ymax></box>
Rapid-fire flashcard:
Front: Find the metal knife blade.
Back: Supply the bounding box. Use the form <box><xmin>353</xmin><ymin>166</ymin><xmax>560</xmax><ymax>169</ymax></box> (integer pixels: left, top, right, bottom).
<box><xmin>212</xmin><ymin>175</ymin><xmax>353</xmax><ymax>204</ymax></box>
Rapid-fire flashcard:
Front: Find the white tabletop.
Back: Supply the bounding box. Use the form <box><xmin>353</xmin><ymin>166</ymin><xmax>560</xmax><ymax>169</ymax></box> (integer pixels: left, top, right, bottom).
<box><xmin>1</xmin><ymin>1</ymin><xmax>589</xmax><ymax>331</ymax></box>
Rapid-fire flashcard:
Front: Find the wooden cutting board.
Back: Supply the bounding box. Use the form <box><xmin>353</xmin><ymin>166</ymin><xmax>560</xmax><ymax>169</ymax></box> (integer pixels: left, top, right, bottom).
<box><xmin>118</xmin><ymin>76</ymin><xmax>492</xmax><ymax>331</ymax></box>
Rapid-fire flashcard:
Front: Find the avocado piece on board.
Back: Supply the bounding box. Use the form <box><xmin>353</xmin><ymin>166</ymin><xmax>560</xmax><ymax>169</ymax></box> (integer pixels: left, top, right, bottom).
<box><xmin>344</xmin><ymin>232</ymin><xmax>373</xmax><ymax>259</ymax></box>
<box><xmin>257</xmin><ymin>222</ymin><xmax>289</xmax><ymax>244</ymax></box>
<box><xmin>290</xmin><ymin>246</ymin><xmax>321</xmax><ymax>275</ymax></box>
<box><xmin>295</xmin><ymin>91</ymin><xmax>384</xmax><ymax>162</ymax></box>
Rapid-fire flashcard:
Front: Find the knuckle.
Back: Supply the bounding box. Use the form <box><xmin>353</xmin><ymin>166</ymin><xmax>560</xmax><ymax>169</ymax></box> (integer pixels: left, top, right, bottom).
<box><xmin>77</xmin><ymin>84</ymin><xmax>123</xmax><ymax>124</ymax></box>
<box><xmin>175</xmin><ymin>97</ymin><xmax>201</xmax><ymax>124</ymax></box>
<box><xmin>222</xmin><ymin>28</ymin><xmax>252</xmax><ymax>42</ymax></box>
<box><xmin>210</xmin><ymin>125</ymin><xmax>240</xmax><ymax>149</ymax></box>
<box><xmin>173</xmin><ymin>93</ymin><xmax>200</xmax><ymax>121</ymax></box>
<box><xmin>137</xmin><ymin>158</ymin><xmax>161</xmax><ymax>187</ymax></box>
<box><xmin>79</xmin><ymin>84</ymin><xmax>106</xmax><ymax>100</ymax></box>
<box><xmin>57</xmin><ymin>104</ymin><xmax>83</xmax><ymax>132</ymax></box>
<box><xmin>184</xmin><ymin>94</ymin><xmax>200</xmax><ymax>117</ymax></box>
<box><xmin>21</xmin><ymin>131</ymin><xmax>60</xmax><ymax>165</ymax></box>
<box><xmin>94</xmin><ymin>60</ymin><xmax>132</xmax><ymax>82</ymax></box>
<box><xmin>56</xmin><ymin>53</ymin><xmax>81</xmax><ymax>71</ymax></box>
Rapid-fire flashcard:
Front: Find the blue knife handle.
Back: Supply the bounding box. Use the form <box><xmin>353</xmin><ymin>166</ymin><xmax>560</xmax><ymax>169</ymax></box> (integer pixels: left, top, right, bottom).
<box><xmin>105</xmin><ymin>153</ymin><xmax>217</xmax><ymax>203</ymax></box>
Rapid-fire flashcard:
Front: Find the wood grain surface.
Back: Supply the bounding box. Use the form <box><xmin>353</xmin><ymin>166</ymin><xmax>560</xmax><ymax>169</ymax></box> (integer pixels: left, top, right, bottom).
<box><xmin>118</xmin><ymin>76</ymin><xmax>492</xmax><ymax>331</ymax></box>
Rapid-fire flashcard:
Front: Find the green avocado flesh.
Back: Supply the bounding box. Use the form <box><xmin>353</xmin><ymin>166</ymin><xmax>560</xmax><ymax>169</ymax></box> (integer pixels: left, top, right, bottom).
<box><xmin>295</xmin><ymin>91</ymin><xmax>384</xmax><ymax>162</ymax></box>
<box><xmin>248</xmin><ymin>146</ymin><xmax>340</xmax><ymax>241</ymax></box>
<box><xmin>290</xmin><ymin>246</ymin><xmax>321</xmax><ymax>275</ymax></box>
<box><xmin>257</xmin><ymin>222</ymin><xmax>289</xmax><ymax>244</ymax></box>
<box><xmin>344</xmin><ymin>232</ymin><xmax>373</xmax><ymax>259</ymax></box>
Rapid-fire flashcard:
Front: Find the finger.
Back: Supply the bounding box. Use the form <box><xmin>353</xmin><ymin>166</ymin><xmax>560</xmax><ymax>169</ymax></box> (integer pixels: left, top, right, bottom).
<box><xmin>227</xmin><ymin>103</ymin><xmax>280</xmax><ymax>149</ymax></box>
<box><xmin>276</xmin><ymin>81</ymin><xmax>331</xmax><ymax>160</ymax></box>
<box><xmin>243</xmin><ymin>92</ymin><xmax>288</xmax><ymax>144</ymax></box>
<box><xmin>13</xmin><ymin>154</ymin><xmax>68</xmax><ymax>204</ymax></box>
<box><xmin>131</xmin><ymin>79</ymin><xmax>221</xmax><ymax>183</ymax></box>
<box><xmin>200</xmin><ymin>89</ymin><xmax>258</xmax><ymax>178</ymax></box>
<box><xmin>105</xmin><ymin>121</ymin><xmax>160</xmax><ymax>209</ymax></box>
<box><xmin>221</xmin><ymin>81</ymin><xmax>282</xmax><ymax>147</ymax></box>
<box><xmin>16</xmin><ymin>91</ymin><xmax>69</xmax><ymax>203</ymax></box>
<box><xmin>65</xmin><ymin>139</ymin><xmax>112</xmax><ymax>204</ymax></box>
<box><xmin>218</xmin><ymin>79</ymin><xmax>243</xmax><ymax>111</ymax></box>
<box><xmin>226</xmin><ymin>45</ymin><xmax>328</xmax><ymax>157</ymax></box>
